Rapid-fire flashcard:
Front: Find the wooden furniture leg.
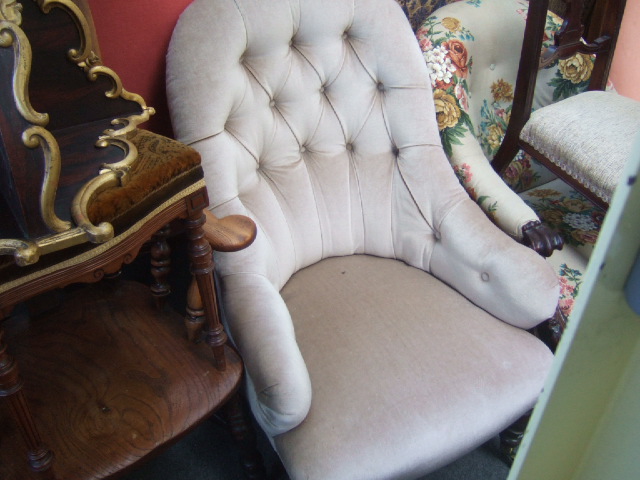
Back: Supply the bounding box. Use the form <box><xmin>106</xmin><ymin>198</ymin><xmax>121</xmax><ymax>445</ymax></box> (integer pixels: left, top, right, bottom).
<box><xmin>184</xmin><ymin>277</ymin><xmax>206</xmax><ymax>343</ymax></box>
<box><xmin>225</xmin><ymin>392</ymin><xmax>268</xmax><ymax>480</ymax></box>
<box><xmin>500</xmin><ymin>411</ymin><xmax>532</xmax><ymax>464</ymax></box>
<box><xmin>185</xmin><ymin>206</ymin><xmax>227</xmax><ymax>370</ymax></box>
<box><xmin>150</xmin><ymin>224</ymin><xmax>172</xmax><ymax>308</ymax></box>
<box><xmin>0</xmin><ymin>328</ymin><xmax>54</xmax><ymax>478</ymax></box>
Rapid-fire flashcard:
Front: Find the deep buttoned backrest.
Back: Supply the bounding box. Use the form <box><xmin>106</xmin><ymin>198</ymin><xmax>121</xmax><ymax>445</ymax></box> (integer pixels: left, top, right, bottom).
<box><xmin>167</xmin><ymin>0</ymin><xmax>465</xmax><ymax>288</ymax></box>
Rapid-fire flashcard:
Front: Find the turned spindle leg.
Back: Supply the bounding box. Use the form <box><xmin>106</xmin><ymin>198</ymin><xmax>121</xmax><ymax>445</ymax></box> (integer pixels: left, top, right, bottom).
<box><xmin>185</xmin><ymin>208</ymin><xmax>227</xmax><ymax>370</ymax></box>
<box><xmin>0</xmin><ymin>328</ymin><xmax>54</xmax><ymax>477</ymax></box>
<box><xmin>184</xmin><ymin>277</ymin><xmax>206</xmax><ymax>343</ymax></box>
<box><xmin>150</xmin><ymin>224</ymin><xmax>172</xmax><ymax>308</ymax></box>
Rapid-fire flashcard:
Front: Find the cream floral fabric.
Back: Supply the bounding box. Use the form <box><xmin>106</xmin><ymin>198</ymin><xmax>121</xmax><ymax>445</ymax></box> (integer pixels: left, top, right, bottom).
<box><xmin>414</xmin><ymin>0</ymin><xmax>605</xmax><ymax>319</ymax></box>
<box><xmin>416</xmin><ymin>0</ymin><xmax>598</xmax><ymax>239</ymax></box>
<box><xmin>519</xmin><ymin>179</ymin><xmax>604</xmax><ymax>317</ymax></box>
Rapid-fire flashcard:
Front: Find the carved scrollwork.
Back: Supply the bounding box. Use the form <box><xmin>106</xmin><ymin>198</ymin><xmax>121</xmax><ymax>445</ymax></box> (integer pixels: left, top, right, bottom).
<box><xmin>71</xmin><ymin>172</ymin><xmax>117</xmax><ymax>243</ymax></box>
<box><xmin>0</xmin><ymin>238</ymin><xmax>39</xmax><ymax>266</ymax></box>
<box><xmin>0</xmin><ymin>8</ymin><xmax>49</xmax><ymax>126</ymax></box>
<box><xmin>22</xmin><ymin>126</ymin><xmax>73</xmax><ymax>233</ymax></box>
<box><xmin>1</xmin><ymin>0</ymin><xmax>156</xmax><ymax>267</ymax></box>
<box><xmin>35</xmin><ymin>0</ymin><xmax>153</xmax><ymax>129</ymax></box>
<box><xmin>0</xmin><ymin>0</ymin><xmax>22</xmax><ymax>25</ymax></box>
<box><xmin>96</xmin><ymin>136</ymin><xmax>137</xmax><ymax>186</ymax></box>
<box><xmin>36</xmin><ymin>0</ymin><xmax>92</xmax><ymax>63</ymax></box>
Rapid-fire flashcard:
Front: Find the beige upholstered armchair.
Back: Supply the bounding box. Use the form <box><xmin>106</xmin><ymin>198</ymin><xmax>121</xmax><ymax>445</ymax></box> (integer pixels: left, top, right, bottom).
<box><xmin>167</xmin><ymin>0</ymin><xmax>559</xmax><ymax>478</ymax></box>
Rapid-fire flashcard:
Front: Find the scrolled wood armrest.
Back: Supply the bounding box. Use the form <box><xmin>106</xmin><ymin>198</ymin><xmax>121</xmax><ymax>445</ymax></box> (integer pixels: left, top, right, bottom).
<box><xmin>521</xmin><ymin>221</ymin><xmax>564</xmax><ymax>258</ymax></box>
<box><xmin>203</xmin><ymin>209</ymin><xmax>257</xmax><ymax>252</ymax></box>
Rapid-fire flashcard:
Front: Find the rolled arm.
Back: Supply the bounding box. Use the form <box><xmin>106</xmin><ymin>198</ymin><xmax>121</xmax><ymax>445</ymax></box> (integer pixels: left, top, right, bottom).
<box><xmin>429</xmin><ymin>198</ymin><xmax>559</xmax><ymax>330</ymax></box>
<box><xmin>218</xmin><ymin>271</ymin><xmax>312</xmax><ymax>437</ymax></box>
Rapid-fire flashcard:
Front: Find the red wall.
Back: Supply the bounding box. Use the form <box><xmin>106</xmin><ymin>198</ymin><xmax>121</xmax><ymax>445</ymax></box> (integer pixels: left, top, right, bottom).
<box><xmin>87</xmin><ymin>0</ymin><xmax>193</xmax><ymax>138</ymax></box>
<box><xmin>88</xmin><ymin>0</ymin><xmax>639</xmax><ymax>137</ymax></box>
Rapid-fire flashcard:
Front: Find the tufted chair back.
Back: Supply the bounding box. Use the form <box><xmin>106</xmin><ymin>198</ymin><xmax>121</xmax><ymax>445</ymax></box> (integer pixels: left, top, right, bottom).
<box><xmin>168</xmin><ymin>0</ymin><xmax>468</xmax><ymax>288</ymax></box>
<box><xmin>168</xmin><ymin>0</ymin><xmax>559</xmax><ymax>477</ymax></box>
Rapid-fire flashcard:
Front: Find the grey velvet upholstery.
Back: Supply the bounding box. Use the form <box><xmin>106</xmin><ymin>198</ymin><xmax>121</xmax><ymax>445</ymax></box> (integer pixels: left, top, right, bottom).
<box><xmin>166</xmin><ymin>0</ymin><xmax>559</xmax><ymax>477</ymax></box>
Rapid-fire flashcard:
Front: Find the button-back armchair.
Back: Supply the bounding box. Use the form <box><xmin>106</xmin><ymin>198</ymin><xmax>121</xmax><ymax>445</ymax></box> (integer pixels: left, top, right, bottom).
<box><xmin>167</xmin><ymin>0</ymin><xmax>559</xmax><ymax>478</ymax></box>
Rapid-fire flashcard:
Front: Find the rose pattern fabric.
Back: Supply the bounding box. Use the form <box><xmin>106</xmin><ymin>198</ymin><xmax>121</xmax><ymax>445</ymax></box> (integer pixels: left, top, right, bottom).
<box><xmin>413</xmin><ymin>1</ymin><xmax>604</xmax><ymax>322</ymax></box>
<box><xmin>419</xmin><ymin>2</ymin><xmax>597</xmax><ymax>193</ymax></box>
<box><xmin>558</xmin><ymin>263</ymin><xmax>583</xmax><ymax>318</ymax></box>
<box><xmin>419</xmin><ymin>15</ymin><xmax>475</xmax><ymax>157</ymax></box>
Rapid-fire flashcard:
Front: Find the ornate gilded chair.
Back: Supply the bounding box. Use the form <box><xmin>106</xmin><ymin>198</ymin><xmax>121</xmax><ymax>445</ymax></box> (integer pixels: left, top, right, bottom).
<box><xmin>166</xmin><ymin>0</ymin><xmax>560</xmax><ymax>478</ymax></box>
<box><xmin>0</xmin><ymin>1</ymin><xmax>262</xmax><ymax>478</ymax></box>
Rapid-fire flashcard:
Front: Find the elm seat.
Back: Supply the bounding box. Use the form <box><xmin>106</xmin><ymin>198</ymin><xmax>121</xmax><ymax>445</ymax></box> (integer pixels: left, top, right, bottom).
<box><xmin>167</xmin><ymin>0</ymin><xmax>560</xmax><ymax>478</ymax></box>
<box><xmin>520</xmin><ymin>90</ymin><xmax>640</xmax><ymax>206</ymax></box>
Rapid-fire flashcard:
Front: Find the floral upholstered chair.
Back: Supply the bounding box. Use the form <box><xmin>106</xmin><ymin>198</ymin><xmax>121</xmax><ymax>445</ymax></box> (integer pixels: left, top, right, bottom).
<box><xmin>414</xmin><ymin>0</ymin><xmax>606</xmax><ymax>322</ymax></box>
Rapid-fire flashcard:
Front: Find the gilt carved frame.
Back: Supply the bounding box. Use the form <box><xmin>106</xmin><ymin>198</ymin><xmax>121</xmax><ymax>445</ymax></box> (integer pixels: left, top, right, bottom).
<box><xmin>0</xmin><ymin>0</ymin><xmax>155</xmax><ymax>266</ymax></box>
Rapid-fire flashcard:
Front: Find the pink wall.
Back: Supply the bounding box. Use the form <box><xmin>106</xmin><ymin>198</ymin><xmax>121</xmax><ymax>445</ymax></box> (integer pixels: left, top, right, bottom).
<box><xmin>609</xmin><ymin>1</ymin><xmax>640</xmax><ymax>101</ymax></box>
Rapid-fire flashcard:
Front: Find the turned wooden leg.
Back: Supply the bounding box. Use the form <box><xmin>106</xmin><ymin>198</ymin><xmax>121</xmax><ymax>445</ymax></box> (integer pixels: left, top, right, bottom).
<box><xmin>0</xmin><ymin>328</ymin><xmax>55</xmax><ymax>477</ymax></box>
<box><xmin>499</xmin><ymin>411</ymin><xmax>531</xmax><ymax>465</ymax></box>
<box><xmin>224</xmin><ymin>392</ymin><xmax>267</xmax><ymax>480</ymax></box>
<box><xmin>534</xmin><ymin>306</ymin><xmax>567</xmax><ymax>352</ymax></box>
<box><xmin>184</xmin><ymin>277</ymin><xmax>206</xmax><ymax>343</ymax></box>
<box><xmin>150</xmin><ymin>224</ymin><xmax>172</xmax><ymax>308</ymax></box>
<box><xmin>184</xmin><ymin>208</ymin><xmax>227</xmax><ymax>370</ymax></box>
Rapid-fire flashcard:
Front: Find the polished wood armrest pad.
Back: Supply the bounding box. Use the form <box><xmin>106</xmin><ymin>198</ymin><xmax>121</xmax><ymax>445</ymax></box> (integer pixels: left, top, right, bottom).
<box><xmin>87</xmin><ymin>129</ymin><xmax>201</xmax><ymax>225</ymax></box>
<box><xmin>203</xmin><ymin>210</ymin><xmax>257</xmax><ymax>252</ymax></box>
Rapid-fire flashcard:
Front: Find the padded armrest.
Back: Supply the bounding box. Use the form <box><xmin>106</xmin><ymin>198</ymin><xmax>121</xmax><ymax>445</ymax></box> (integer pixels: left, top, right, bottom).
<box><xmin>429</xmin><ymin>197</ymin><xmax>560</xmax><ymax>329</ymax></box>
<box><xmin>219</xmin><ymin>271</ymin><xmax>312</xmax><ymax>436</ymax></box>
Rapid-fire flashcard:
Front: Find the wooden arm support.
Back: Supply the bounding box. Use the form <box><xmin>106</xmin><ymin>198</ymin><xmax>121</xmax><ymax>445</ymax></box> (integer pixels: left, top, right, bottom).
<box><xmin>183</xmin><ymin>210</ymin><xmax>256</xmax><ymax>344</ymax></box>
<box><xmin>203</xmin><ymin>210</ymin><xmax>257</xmax><ymax>252</ymax></box>
<box><xmin>522</xmin><ymin>221</ymin><xmax>564</xmax><ymax>258</ymax></box>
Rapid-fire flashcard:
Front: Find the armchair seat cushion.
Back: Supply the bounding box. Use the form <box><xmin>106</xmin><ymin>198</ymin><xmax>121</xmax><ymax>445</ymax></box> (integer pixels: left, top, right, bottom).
<box><xmin>275</xmin><ymin>254</ymin><xmax>553</xmax><ymax>479</ymax></box>
<box><xmin>520</xmin><ymin>91</ymin><xmax>640</xmax><ymax>204</ymax></box>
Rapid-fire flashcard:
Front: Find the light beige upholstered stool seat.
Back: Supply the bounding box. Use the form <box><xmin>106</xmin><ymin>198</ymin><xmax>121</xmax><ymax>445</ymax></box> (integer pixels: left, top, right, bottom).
<box><xmin>520</xmin><ymin>91</ymin><xmax>640</xmax><ymax>208</ymax></box>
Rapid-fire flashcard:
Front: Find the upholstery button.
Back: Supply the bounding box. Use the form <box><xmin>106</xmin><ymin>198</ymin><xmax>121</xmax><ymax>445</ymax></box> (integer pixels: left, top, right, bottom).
<box><xmin>481</xmin><ymin>272</ymin><xmax>490</xmax><ymax>282</ymax></box>
<box><xmin>489</xmin><ymin>63</ymin><xmax>496</xmax><ymax>71</ymax></box>
<box><xmin>300</xmin><ymin>146</ymin><xmax>306</xmax><ymax>153</ymax></box>
<box><xmin>346</xmin><ymin>143</ymin><xmax>353</xmax><ymax>152</ymax></box>
<box><xmin>377</xmin><ymin>82</ymin><xmax>385</xmax><ymax>92</ymax></box>
<box><xmin>269</xmin><ymin>100</ymin><xmax>276</xmax><ymax>107</ymax></box>
<box><xmin>392</xmin><ymin>146</ymin><xmax>399</xmax><ymax>156</ymax></box>
<box><xmin>320</xmin><ymin>86</ymin><xmax>325</xmax><ymax>93</ymax></box>
<box><xmin>342</xmin><ymin>31</ymin><xmax>348</xmax><ymax>40</ymax></box>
